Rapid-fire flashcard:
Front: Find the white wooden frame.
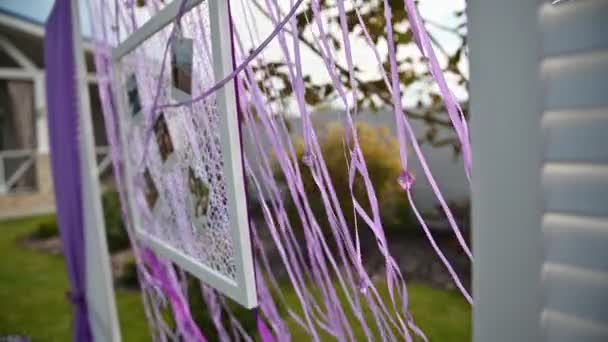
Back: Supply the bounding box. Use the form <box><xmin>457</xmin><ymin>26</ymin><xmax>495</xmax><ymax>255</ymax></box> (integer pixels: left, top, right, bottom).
<box><xmin>111</xmin><ymin>0</ymin><xmax>257</xmax><ymax>308</ymax></box>
<box><xmin>469</xmin><ymin>0</ymin><xmax>544</xmax><ymax>341</ymax></box>
<box><xmin>72</xmin><ymin>0</ymin><xmax>122</xmax><ymax>340</ymax></box>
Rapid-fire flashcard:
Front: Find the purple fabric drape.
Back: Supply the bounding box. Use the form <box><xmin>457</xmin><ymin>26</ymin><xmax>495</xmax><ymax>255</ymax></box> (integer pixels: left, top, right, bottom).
<box><xmin>44</xmin><ymin>0</ymin><xmax>92</xmax><ymax>340</ymax></box>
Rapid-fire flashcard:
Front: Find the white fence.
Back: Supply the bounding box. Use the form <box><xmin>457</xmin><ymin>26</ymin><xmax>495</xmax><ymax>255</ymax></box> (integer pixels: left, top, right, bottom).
<box><xmin>0</xmin><ymin>149</ymin><xmax>35</xmax><ymax>193</ymax></box>
<box><xmin>0</xmin><ymin>146</ymin><xmax>112</xmax><ymax>194</ymax></box>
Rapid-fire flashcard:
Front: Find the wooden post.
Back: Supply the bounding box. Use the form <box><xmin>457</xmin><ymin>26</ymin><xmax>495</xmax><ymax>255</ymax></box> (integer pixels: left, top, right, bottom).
<box><xmin>469</xmin><ymin>0</ymin><xmax>544</xmax><ymax>341</ymax></box>
<box><xmin>70</xmin><ymin>0</ymin><xmax>122</xmax><ymax>340</ymax></box>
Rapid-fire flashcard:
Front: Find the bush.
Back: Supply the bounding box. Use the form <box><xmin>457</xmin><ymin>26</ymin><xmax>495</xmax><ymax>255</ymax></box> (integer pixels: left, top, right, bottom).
<box><xmin>187</xmin><ymin>275</ymin><xmax>257</xmax><ymax>340</ymax></box>
<box><xmin>28</xmin><ymin>191</ymin><xmax>129</xmax><ymax>251</ymax></box>
<box><xmin>118</xmin><ymin>256</ymin><xmax>140</xmax><ymax>289</ymax></box>
<box><xmin>102</xmin><ymin>190</ymin><xmax>130</xmax><ymax>252</ymax></box>
<box><xmin>274</xmin><ymin>121</ymin><xmax>414</xmax><ymax>236</ymax></box>
<box><xmin>26</xmin><ymin>191</ymin><xmax>129</xmax><ymax>250</ymax></box>
<box><xmin>32</xmin><ymin>218</ymin><xmax>59</xmax><ymax>240</ymax></box>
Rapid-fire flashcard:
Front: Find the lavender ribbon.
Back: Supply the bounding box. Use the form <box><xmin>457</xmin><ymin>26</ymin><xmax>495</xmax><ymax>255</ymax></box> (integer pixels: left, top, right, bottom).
<box><xmin>44</xmin><ymin>0</ymin><xmax>92</xmax><ymax>340</ymax></box>
<box><xmin>87</xmin><ymin>0</ymin><xmax>475</xmax><ymax>340</ymax></box>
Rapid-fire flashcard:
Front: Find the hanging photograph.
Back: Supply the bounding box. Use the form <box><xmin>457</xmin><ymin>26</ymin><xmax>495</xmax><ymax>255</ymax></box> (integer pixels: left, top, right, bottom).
<box><xmin>186</xmin><ymin>166</ymin><xmax>211</xmax><ymax>231</ymax></box>
<box><xmin>143</xmin><ymin>169</ymin><xmax>159</xmax><ymax>211</ymax></box>
<box><xmin>126</xmin><ymin>73</ymin><xmax>142</xmax><ymax>119</ymax></box>
<box><xmin>113</xmin><ymin>0</ymin><xmax>257</xmax><ymax>309</ymax></box>
<box><xmin>153</xmin><ymin>112</ymin><xmax>176</xmax><ymax>165</ymax></box>
<box><xmin>171</xmin><ymin>36</ymin><xmax>193</xmax><ymax>97</ymax></box>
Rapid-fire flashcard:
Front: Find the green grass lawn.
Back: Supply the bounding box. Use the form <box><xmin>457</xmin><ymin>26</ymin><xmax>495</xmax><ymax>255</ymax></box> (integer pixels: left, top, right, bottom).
<box><xmin>0</xmin><ymin>216</ymin><xmax>470</xmax><ymax>341</ymax></box>
<box><xmin>0</xmin><ymin>215</ymin><xmax>149</xmax><ymax>341</ymax></box>
<box><xmin>281</xmin><ymin>279</ymin><xmax>471</xmax><ymax>341</ymax></box>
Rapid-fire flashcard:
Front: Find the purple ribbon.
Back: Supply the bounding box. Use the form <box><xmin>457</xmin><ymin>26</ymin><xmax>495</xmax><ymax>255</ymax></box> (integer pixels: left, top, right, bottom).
<box><xmin>44</xmin><ymin>0</ymin><xmax>92</xmax><ymax>340</ymax></box>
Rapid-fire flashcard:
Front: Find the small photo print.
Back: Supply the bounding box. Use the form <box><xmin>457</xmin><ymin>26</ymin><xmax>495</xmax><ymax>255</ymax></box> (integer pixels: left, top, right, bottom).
<box><xmin>143</xmin><ymin>169</ymin><xmax>159</xmax><ymax>211</ymax></box>
<box><xmin>126</xmin><ymin>73</ymin><xmax>142</xmax><ymax>118</ymax></box>
<box><xmin>153</xmin><ymin>112</ymin><xmax>175</xmax><ymax>163</ymax></box>
<box><xmin>171</xmin><ymin>37</ymin><xmax>193</xmax><ymax>95</ymax></box>
<box><xmin>187</xmin><ymin>167</ymin><xmax>210</xmax><ymax>227</ymax></box>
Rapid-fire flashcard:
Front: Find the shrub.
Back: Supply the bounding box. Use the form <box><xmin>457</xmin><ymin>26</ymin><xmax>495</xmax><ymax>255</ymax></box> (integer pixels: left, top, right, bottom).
<box><xmin>102</xmin><ymin>190</ymin><xmax>130</xmax><ymax>252</ymax></box>
<box><xmin>274</xmin><ymin>121</ymin><xmax>414</xmax><ymax>236</ymax></box>
<box><xmin>187</xmin><ymin>275</ymin><xmax>257</xmax><ymax>340</ymax></box>
<box><xmin>27</xmin><ymin>191</ymin><xmax>129</xmax><ymax>250</ymax></box>
<box><xmin>118</xmin><ymin>256</ymin><xmax>140</xmax><ymax>289</ymax></box>
<box><xmin>32</xmin><ymin>218</ymin><xmax>59</xmax><ymax>240</ymax></box>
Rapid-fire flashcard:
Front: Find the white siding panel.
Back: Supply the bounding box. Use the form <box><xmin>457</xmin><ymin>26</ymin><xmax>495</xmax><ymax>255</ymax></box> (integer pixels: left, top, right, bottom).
<box><xmin>542</xmin><ymin>50</ymin><xmax>608</xmax><ymax>111</ymax></box>
<box><xmin>542</xmin><ymin>263</ymin><xmax>608</xmax><ymax>324</ymax></box>
<box><xmin>540</xmin><ymin>0</ymin><xmax>608</xmax><ymax>57</ymax></box>
<box><xmin>469</xmin><ymin>0</ymin><xmax>545</xmax><ymax>340</ymax></box>
<box><xmin>543</xmin><ymin>108</ymin><xmax>608</xmax><ymax>163</ymax></box>
<box><xmin>472</xmin><ymin>0</ymin><xmax>608</xmax><ymax>339</ymax></box>
<box><xmin>540</xmin><ymin>2</ymin><xmax>608</xmax><ymax>339</ymax></box>
<box><xmin>542</xmin><ymin>310</ymin><xmax>608</xmax><ymax>342</ymax></box>
<box><xmin>543</xmin><ymin>213</ymin><xmax>608</xmax><ymax>272</ymax></box>
<box><xmin>543</xmin><ymin>164</ymin><xmax>608</xmax><ymax>217</ymax></box>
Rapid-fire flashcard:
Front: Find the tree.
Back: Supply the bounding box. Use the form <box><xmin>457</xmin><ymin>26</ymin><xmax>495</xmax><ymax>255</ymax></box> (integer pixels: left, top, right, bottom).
<box><xmin>136</xmin><ymin>0</ymin><xmax>468</xmax><ymax>152</ymax></box>
<box><xmin>250</xmin><ymin>0</ymin><xmax>468</xmax><ymax>153</ymax></box>
<box><xmin>276</xmin><ymin>121</ymin><xmax>415</xmax><ymax>235</ymax></box>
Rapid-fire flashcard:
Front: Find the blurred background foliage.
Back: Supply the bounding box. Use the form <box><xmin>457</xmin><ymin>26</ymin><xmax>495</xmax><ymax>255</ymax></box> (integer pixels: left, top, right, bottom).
<box><xmin>274</xmin><ymin>121</ymin><xmax>415</xmax><ymax>236</ymax></box>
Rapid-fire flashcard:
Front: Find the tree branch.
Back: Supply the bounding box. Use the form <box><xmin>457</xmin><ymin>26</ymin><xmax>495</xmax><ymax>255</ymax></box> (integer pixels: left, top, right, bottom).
<box><xmin>249</xmin><ymin>0</ymin><xmax>459</xmax><ymax>130</ymax></box>
<box><xmin>250</xmin><ymin>0</ymin><xmax>367</xmax><ymax>88</ymax></box>
<box><xmin>422</xmin><ymin>18</ymin><xmax>461</xmax><ymax>35</ymax></box>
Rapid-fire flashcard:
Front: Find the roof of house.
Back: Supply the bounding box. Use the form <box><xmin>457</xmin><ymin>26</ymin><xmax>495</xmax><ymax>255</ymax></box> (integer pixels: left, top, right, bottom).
<box><xmin>0</xmin><ymin>2</ymin><xmax>93</xmax><ymax>69</ymax></box>
<box><xmin>0</xmin><ymin>0</ymin><xmax>91</xmax><ymax>36</ymax></box>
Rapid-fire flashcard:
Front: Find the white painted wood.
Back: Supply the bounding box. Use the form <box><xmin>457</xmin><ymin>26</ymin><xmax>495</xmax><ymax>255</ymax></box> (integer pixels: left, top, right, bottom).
<box><xmin>539</xmin><ymin>0</ymin><xmax>608</xmax><ymax>340</ymax></box>
<box><xmin>543</xmin><ymin>164</ymin><xmax>608</xmax><ymax>217</ymax></box>
<box><xmin>71</xmin><ymin>0</ymin><xmax>122</xmax><ymax>341</ymax></box>
<box><xmin>542</xmin><ymin>50</ymin><xmax>608</xmax><ymax>111</ymax></box>
<box><xmin>543</xmin><ymin>108</ymin><xmax>608</xmax><ymax>163</ymax></box>
<box><xmin>140</xmin><ymin>232</ymin><xmax>241</xmax><ymax>291</ymax></box>
<box><xmin>0</xmin><ymin>12</ymin><xmax>45</xmax><ymax>38</ymax></box>
<box><xmin>0</xmin><ymin>67</ymin><xmax>39</xmax><ymax>80</ymax></box>
<box><xmin>542</xmin><ymin>310</ymin><xmax>608</xmax><ymax>342</ymax></box>
<box><xmin>0</xmin><ymin>149</ymin><xmax>35</xmax><ymax>158</ymax></box>
<box><xmin>208</xmin><ymin>0</ymin><xmax>257</xmax><ymax>309</ymax></box>
<box><xmin>111</xmin><ymin>0</ymin><xmax>257</xmax><ymax>308</ymax></box>
<box><xmin>5</xmin><ymin>156</ymin><xmax>34</xmax><ymax>189</ymax></box>
<box><xmin>110</xmin><ymin>57</ymin><xmax>234</xmax><ymax>310</ymax></box>
<box><xmin>96</xmin><ymin>148</ymin><xmax>113</xmax><ymax>176</ymax></box>
<box><xmin>86</xmin><ymin>73</ymin><xmax>99</xmax><ymax>84</ymax></box>
<box><xmin>543</xmin><ymin>263</ymin><xmax>608</xmax><ymax>324</ymax></box>
<box><xmin>34</xmin><ymin>74</ymin><xmax>50</xmax><ymax>154</ymax></box>
<box><xmin>0</xmin><ymin>68</ymin><xmax>97</xmax><ymax>83</ymax></box>
<box><xmin>0</xmin><ymin>158</ymin><xmax>5</xmax><ymax>193</ymax></box>
<box><xmin>111</xmin><ymin>0</ymin><xmax>204</xmax><ymax>60</ymax></box>
<box><xmin>468</xmin><ymin>1</ymin><xmax>544</xmax><ymax>341</ymax></box>
<box><xmin>0</xmin><ymin>150</ymin><xmax>35</xmax><ymax>194</ymax></box>
<box><xmin>543</xmin><ymin>213</ymin><xmax>608</xmax><ymax>271</ymax></box>
<box><xmin>0</xmin><ymin>35</ymin><xmax>37</xmax><ymax>69</ymax></box>
<box><xmin>540</xmin><ymin>0</ymin><xmax>608</xmax><ymax>57</ymax></box>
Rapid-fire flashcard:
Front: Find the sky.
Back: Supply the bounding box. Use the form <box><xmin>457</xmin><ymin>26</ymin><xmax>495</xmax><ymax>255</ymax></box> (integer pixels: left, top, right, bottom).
<box><xmin>0</xmin><ymin>0</ymin><xmax>463</xmax><ymax>32</ymax></box>
<box><xmin>225</xmin><ymin>0</ymin><xmax>467</xmax><ymax>107</ymax></box>
<box><xmin>0</xmin><ymin>0</ymin><xmax>464</xmax><ymax>58</ymax></box>
<box><xmin>0</xmin><ymin>0</ymin><xmax>92</xmax><ymax>36</ymax></box>
<box><xmin>227</xmin><ymin>0</ymin><xmax>468</xmax><ymax>108</ymax></box>
<box><xmin>0</xmin><ymin>0</ymin><xmax>467</xmax><ymax>108</ymax></box>
<box><xmin>0</xmin><ymin>0</ymin><xmax>54</xmax><ymax>23</ymax></box>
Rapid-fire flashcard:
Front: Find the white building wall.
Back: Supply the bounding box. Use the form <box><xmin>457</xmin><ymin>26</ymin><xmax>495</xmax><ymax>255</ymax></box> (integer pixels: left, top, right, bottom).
<box><xmin>470</xmin><ymin>0</ymin><xmax>608</xmax><ymax>341</ymax></box>
<box><xmin>540</xmin><ymin>1</ymin><xmax>608</xmax><ymax>340</ymax></box>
